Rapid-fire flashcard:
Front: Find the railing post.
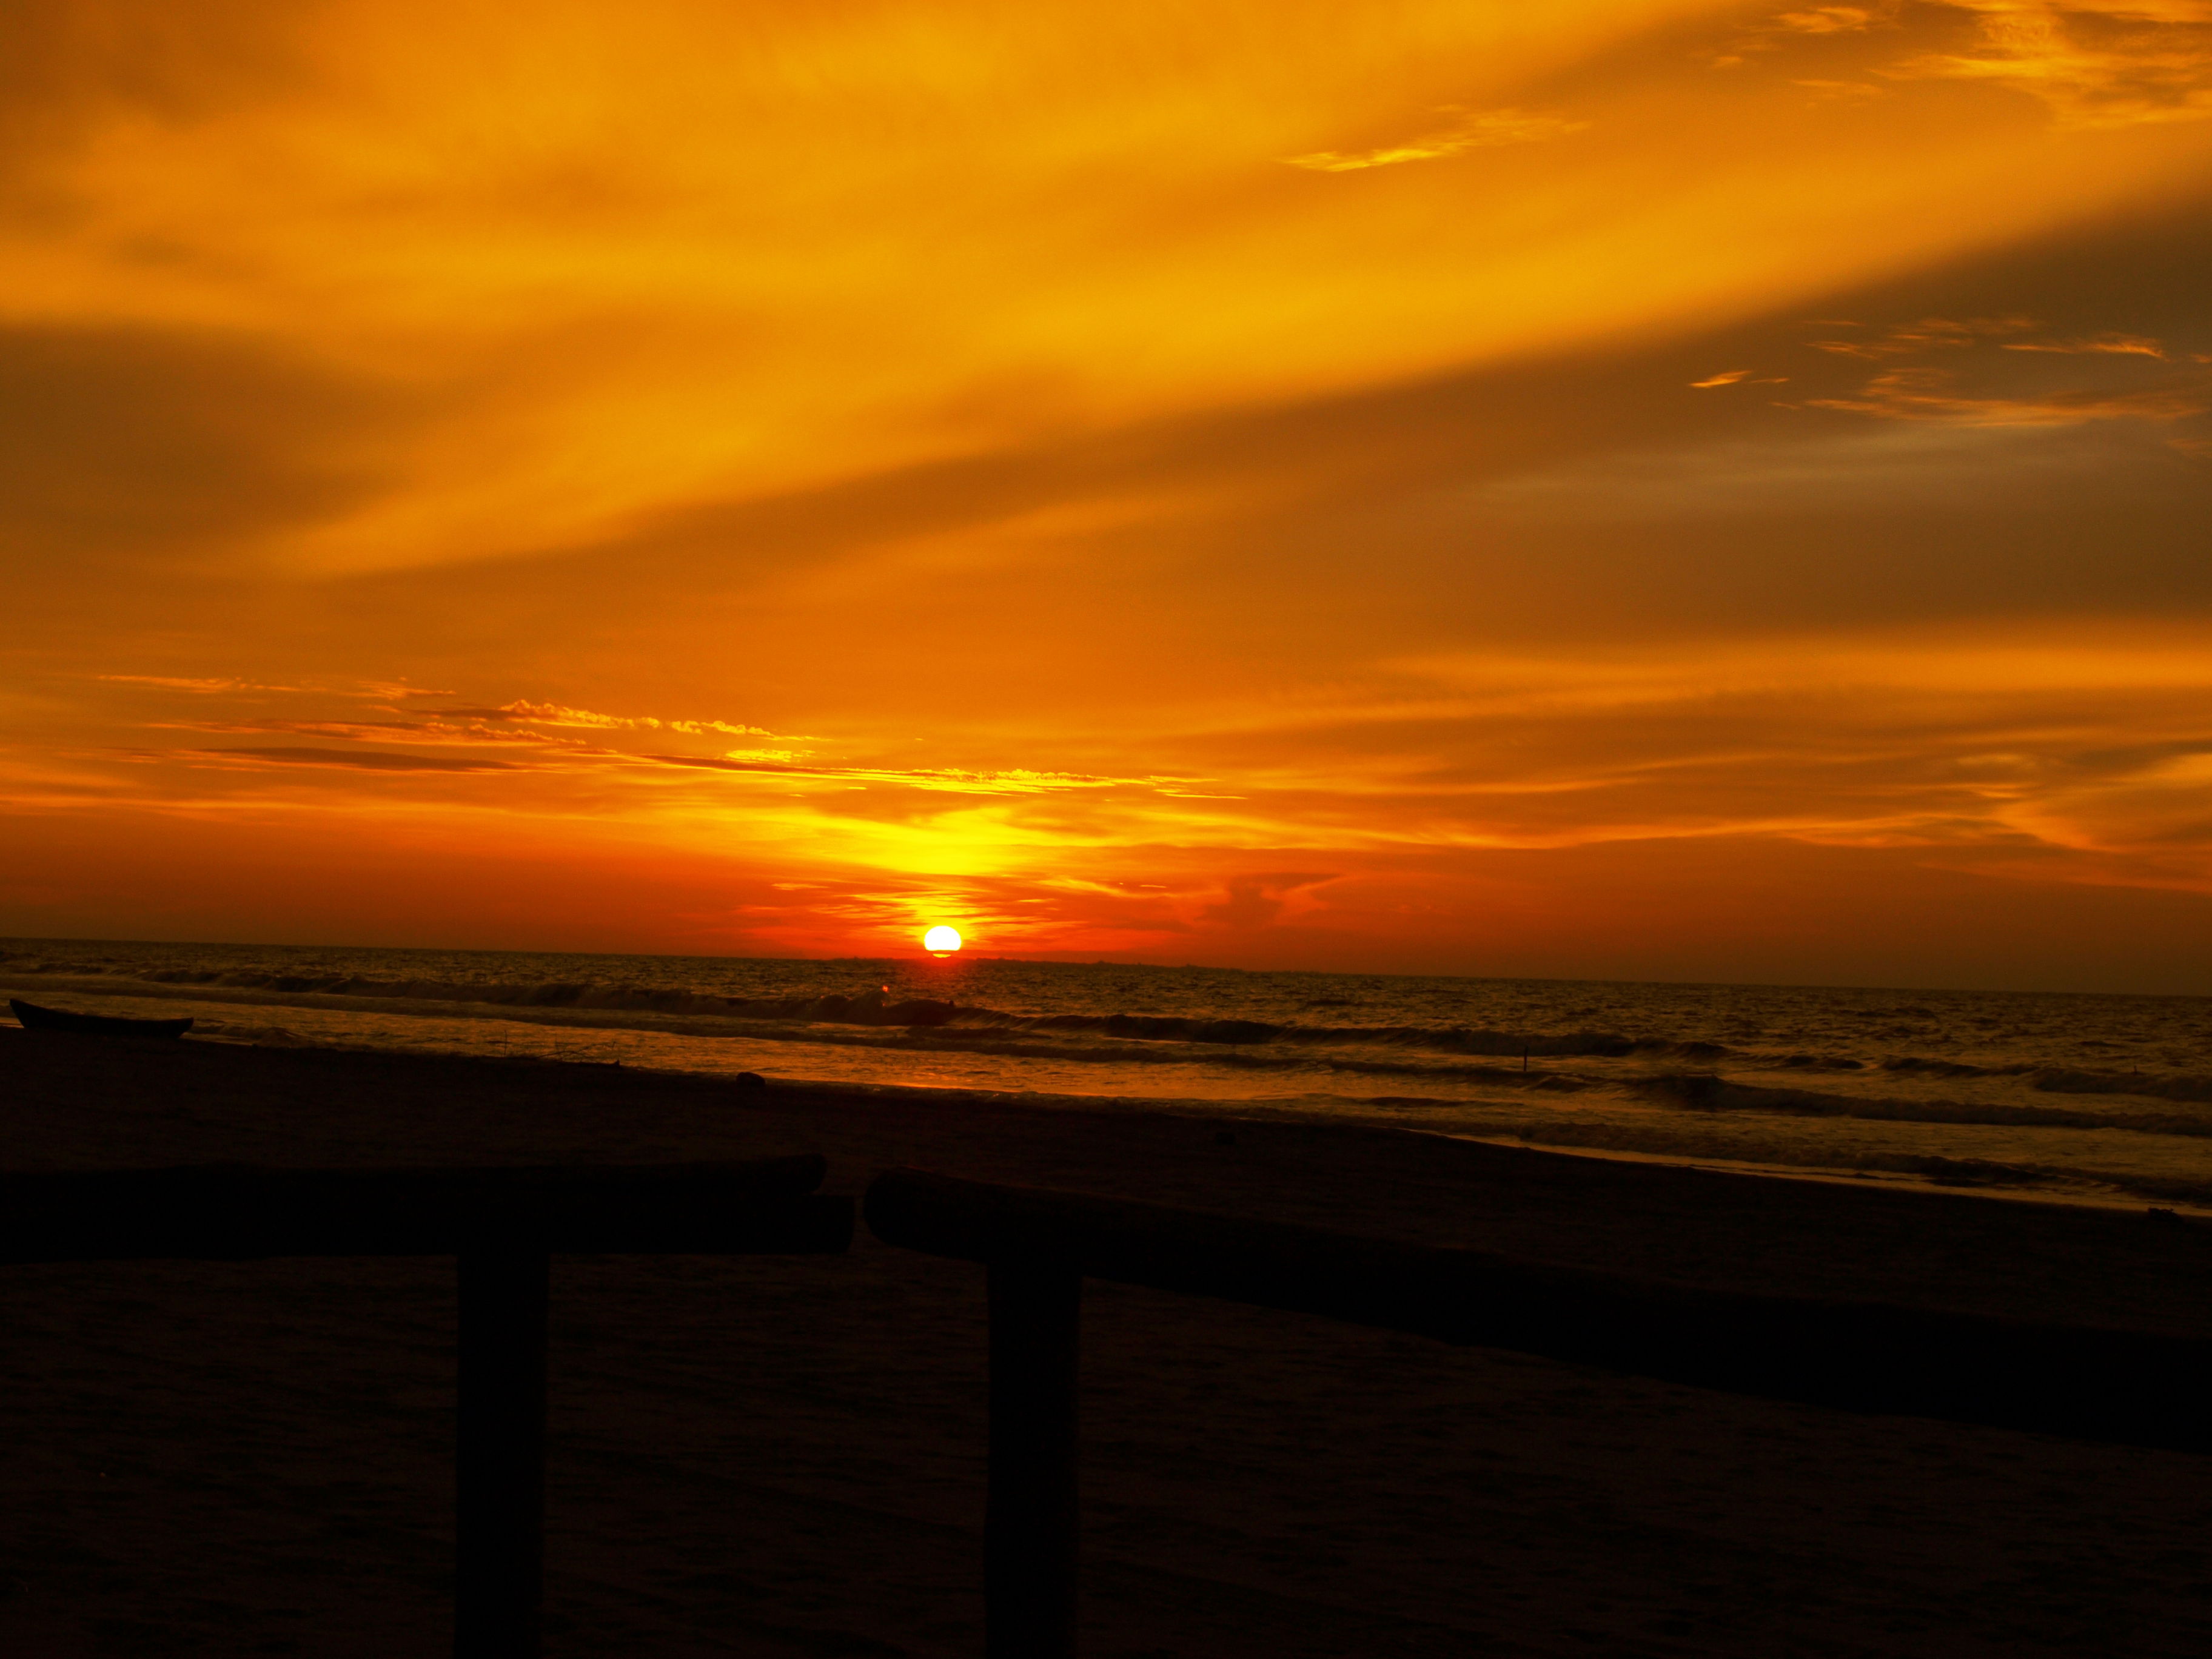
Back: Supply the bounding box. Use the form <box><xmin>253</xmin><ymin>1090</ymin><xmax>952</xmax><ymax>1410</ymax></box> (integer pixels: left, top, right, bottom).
<box><xmin>987</xmin><ymin>1257</ymin><xmax>1081</xmax><ymax>1659</ymax></box>
<box><xmin>456</xmin><ymin>1248</ymin><xmax>550</xmax><ymax>1659</ymax></box>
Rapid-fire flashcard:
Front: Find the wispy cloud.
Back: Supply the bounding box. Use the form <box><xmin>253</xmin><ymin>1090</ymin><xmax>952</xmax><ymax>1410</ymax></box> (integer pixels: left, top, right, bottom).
<box><xmin>1284</xmin><ymin>108</ymin><xmax>1586</xmax><ymax>173</ymax></box>
<box><xmin>1713</xmin><ymin>3</ymin><xmax>1897</xmax><ymax>66</ymax></box>
<box><xmin>1772</xmin><ymin>5</ymin><xmax>1894</xmax><ymax>32</ymax></box>
<box><xmin>100</xmin><ymin>675</ymin><xmax>309</xmax><ymax>695</ymax></box>
<box><xmin>2002</xmin><ymin>332</ymin><xmax>2201</xmax><ymax>359</ymax></box>
<box><xmin>181</xmin><ymin>748</ymin><xmax>522</xmax><ymax>773</ymax></box>
<box><xmin>106</xmin><ymin>675</ymin><xmax>1216</xmax><ymax>800</ymax></box>
<box><xmin>146</xmin><ymin>717</ymin><xmax>597</xmax><ymax>749</ymax></box>
<box><xmin>1755</xmin><ymin>1</ymin><xmax>2212</xmax><ymax>130</ymax></box>
<box><xmin>489</xmin><ymin>699</ymin><xmax>776</xmax><ymax>737</ymax></box>
<box><xmin>1890</xmin><ymin>1</ymin><xmax>2212</xmax><ymax>130</ymax></box>
<box><xmin>99</xmin><ymin>675</ymin><xmax>454</xmax><ymax>700</ymax></box>
<box><xmin>1806</xmin><ymin>365</ymin><xmax>2212</xmax><ymax>423</ymax></box>
<box><xmin>645</xmin><ymin>752</ymin><xmax>1210</xmax><ymax>798</ymax></box>
<box><xmin>1808</xmin><ymin>315</ymin><xmax>2042</xmax><ymax>358</ymax></box>
<box><xmin>1368</xmin><ymin>632</ymin><xmax>2212</xmax><ymax>879</ymax></box>
<box><xmin>1788</xmin><ymin>313</ymin><xmax>2212</xmax><ymax>426</ymax></box>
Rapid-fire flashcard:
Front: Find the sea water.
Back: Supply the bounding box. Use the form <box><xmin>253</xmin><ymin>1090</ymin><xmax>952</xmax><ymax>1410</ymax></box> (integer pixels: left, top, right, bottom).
<box><xmin>6</xmin><ymin>936</ymin><xmax>2211</xmax><ymax>1212</ymax></box>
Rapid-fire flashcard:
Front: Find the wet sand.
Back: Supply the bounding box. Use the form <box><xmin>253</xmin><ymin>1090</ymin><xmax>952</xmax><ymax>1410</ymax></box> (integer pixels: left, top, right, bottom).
<box><xmin>4</xmin><ymin>1028</ymin><xmax>2210</xmax><ymax>1657</ymax></box>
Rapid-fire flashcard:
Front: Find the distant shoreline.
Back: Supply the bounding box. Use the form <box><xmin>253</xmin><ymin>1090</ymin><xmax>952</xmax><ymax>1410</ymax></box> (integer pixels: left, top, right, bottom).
<box><xmin>8</xmin><ymin>933</ymin><xmax>2208</xmax><ymax>1002</ymax></box>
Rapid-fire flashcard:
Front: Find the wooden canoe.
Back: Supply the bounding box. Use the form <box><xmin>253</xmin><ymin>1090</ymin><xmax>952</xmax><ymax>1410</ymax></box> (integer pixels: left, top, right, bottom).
<box><xmin>8</xmin><ymin>999</ymin><xmax>194</xmax><ymax>1038</ymax></box>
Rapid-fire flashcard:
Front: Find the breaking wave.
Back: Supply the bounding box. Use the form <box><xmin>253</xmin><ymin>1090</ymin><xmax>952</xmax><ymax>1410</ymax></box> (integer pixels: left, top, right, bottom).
<box><xmin>1452</xmin><ymin>1116</ymin><xmax>2212</xmax><ymax>1209</ymax></box>
<box><xmin>1634</xmin><ymin>1073</ymin><xmax>2212</xmax><ymax>1137</ymax></box>
<box><xmin>102</xmin><ymin>965</ymin><xmax>1730</xmax><ymax>1061</ymax></box>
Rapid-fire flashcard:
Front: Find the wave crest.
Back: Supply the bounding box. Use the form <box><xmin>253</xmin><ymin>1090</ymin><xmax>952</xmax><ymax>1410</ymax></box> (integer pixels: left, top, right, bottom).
<box><xmin>1634</xmin><ymin>1073</ymin><xmax>2212</xmax><ymax>1138</ymax></box>
<box><xmin>128</xmin><ymin>967</ymin><xmax>1739</xmax><ymax>1057</ymax></box>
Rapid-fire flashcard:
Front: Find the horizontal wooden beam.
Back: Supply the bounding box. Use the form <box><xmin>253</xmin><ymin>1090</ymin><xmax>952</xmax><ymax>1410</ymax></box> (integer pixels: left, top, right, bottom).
<box><xmin>865</xmin><ymin>1167</ymin><xmax>2212</xmax><ymax>1454</ymax></box>
<box><xmin>0</xmin><ymin>1158</ymin><xmax>850</xmax><ymax>1261</ymax></box>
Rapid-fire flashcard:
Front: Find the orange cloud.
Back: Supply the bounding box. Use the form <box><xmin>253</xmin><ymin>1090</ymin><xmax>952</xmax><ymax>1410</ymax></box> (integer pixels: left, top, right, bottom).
<box><xmin>180</xmin><ymin>747</ymin><xmax>522</xmax><ymax>773</ymax></box>
<box><xmin>2002</xmin><ymin>332</ymin><xmax>2192</xmax><ymax>358</ymax></box>
<box><xmin>1807</xmin><ymin>315</ymin><xmax>2043</xmax><ymax>358</ymax></box>
<box><xmin>1891</xmin><ymin>1</ymin><xmax>2212</xmax><ymax>130</ymax></box>
<box><xmin>11</xmin><ymin>0</ymin><xmax>2210</xmax><ymax>583</ymax></box>
<box><xmin>10</xmin><ymin>618</ymin><xmax>2206</xmax><ymax>987</ymax></box>
<box><xmin>47</xmin><ymin>630</ymin><xmax>2212</xmax><ymax>895</ymax></box>
<box><xmin>1774</xmin><ymin>6</ymin><xmax>1892</xmax><ymax>32</ymax></box>
<box><xmin>492</xmin><ymin>699</ymin><xmax>777</xmax><ymax>738</ymax></box>
<box><xmin>1806</xmin><ymin>364</ymin><xmax>2212</xmax><ymax>423</ymax></box>
<box><xmin>1283</xmin><ymin>107</ymin><xmax>1587</xmax><ymax>172</ymax></box>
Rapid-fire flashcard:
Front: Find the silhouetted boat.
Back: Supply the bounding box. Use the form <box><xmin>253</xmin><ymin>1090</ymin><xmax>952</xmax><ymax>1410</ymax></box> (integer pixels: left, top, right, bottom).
<box><xmin>8</xmin><ymin>999</ymin><xmax>193</xmax><ymax>1038</ymax></box>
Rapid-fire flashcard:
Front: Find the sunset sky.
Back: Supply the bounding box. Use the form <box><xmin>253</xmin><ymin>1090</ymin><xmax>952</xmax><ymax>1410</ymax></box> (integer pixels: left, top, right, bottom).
<box><xmin>7</xmin><ymin>1</ymin><xmax>2212</xmax><ymax>991</ymax></box>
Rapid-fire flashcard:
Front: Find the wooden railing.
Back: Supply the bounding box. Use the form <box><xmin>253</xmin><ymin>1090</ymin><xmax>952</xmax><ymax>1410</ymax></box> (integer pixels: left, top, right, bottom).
<box><xmin>863</xmin><ymin>1166</ymin><xmax>2212</xmax><ymax>1659</ymax></box>
<box><xmin>16</xmin><ymin>1158</ymin><xmax>2207</xmax><ymax>1658</ymax></box>
<box><xmin>0</xmin><ymin>1158</ymin><xmax>853</xmax><ymax>1659</ymax></box>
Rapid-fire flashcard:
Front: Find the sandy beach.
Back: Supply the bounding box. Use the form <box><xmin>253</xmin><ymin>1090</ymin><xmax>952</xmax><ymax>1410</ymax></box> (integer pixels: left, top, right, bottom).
<box><xmin>4</xmin><ymin>1028</ymin><xmax>2211</xmax><ymax>1657</ymax></box>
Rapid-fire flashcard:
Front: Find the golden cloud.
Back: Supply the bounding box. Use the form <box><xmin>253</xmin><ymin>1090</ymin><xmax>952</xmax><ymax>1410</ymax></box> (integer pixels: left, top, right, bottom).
<box><xmin>2002</xmin><ymin>332</ymin><xmax>2193</xmax><ymax>358</ymax></box>
<box><xmin>1808</xmin><ymin>315</ymin><xmax>2043</xmax><ymax>358</ymax></box>
<box><xmin>1282</xmin><ymin>107</ymin><xmax>1588</xmax><ymax>171</ymax></box>
<box><xmin>1689</xmin><ymin>368</ymin><xmax>1789</xmax><ymax>386</ymax></box>
<box><xmin>1892</xmin><ymin>1</ymin><xmax>2212</xmax><ymax>130</ymax></box>
<box><xmin>1807</xmin><ymin>365</ymin><xmax>2211</xmax><ymax>423</ymax></box>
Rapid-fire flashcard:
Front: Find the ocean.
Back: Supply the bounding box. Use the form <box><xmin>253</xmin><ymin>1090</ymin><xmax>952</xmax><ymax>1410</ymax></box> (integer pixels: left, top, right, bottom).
<box><xmin>7</xmin><ymin>936</ymin><xmax>2211</xmax><ymax>1213</ymax></box>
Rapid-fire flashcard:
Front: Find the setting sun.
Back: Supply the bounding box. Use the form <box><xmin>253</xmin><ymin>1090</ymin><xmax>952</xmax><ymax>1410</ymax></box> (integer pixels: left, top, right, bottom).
<box><xmin>923</xmin><ymin>926</ymin><xmax>963</xmax><ymax>954</ymax></box>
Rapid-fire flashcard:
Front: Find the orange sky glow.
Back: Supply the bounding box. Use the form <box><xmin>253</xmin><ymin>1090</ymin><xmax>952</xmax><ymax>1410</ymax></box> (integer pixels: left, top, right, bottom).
<box><xmin>8</xmin><ymin>1</ymin><xmax>2212</xmax><ymax>990</ymax></box>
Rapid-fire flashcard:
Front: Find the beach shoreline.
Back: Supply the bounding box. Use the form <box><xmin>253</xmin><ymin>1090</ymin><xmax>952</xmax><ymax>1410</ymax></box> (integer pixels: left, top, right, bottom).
<box><xmin>5</xmin><ymin>1028</ymin><xmax>2211</xmax><ymax>1656</ymax></box>
<box><xmin>15</xmin><ymin>965</ymin><xmax>2212</xmax><ymax>1223</ymax></box>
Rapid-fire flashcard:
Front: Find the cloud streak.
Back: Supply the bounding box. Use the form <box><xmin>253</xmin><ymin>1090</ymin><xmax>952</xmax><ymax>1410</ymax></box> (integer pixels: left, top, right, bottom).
<box><xmin>182</xmin><ymin>747</ymin><xmax>522</xmax><ymax>773</ymax></box>
<box><xmin>489</xmin><ymin>700</ymin><xmax>777</xmax><ymax>737</ymax></box>
<box><xmin>1891</xmin><ymin>1</ymin><xmax>2212</xmax><ymax>130</ymax></box>
<box><xmin>1283</xmin><ymin>107</ymin><xmax>1587</xmax><ymax>172</ymax></box>
<box><xmin>1806</xmin><ymin>364</ymin><xmax>2212</xmax><ymax>423</ymax></box>
<box><xmin>99</xmin><ymin>676</ymin><xmax>1214</xmax><ymax>801</ymax></box>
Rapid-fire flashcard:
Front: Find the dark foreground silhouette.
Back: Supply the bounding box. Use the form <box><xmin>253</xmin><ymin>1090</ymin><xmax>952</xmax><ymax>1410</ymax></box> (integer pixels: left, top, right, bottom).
<box><xmin>9</xmin><ymin>998</ymin><xmax>192</xmax><ymax>1037</ymax></box>
<box><xmin>3</xmin><ymin>1029</ymin><xmax>2209</xmax><ymax>1657</ymax></box>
